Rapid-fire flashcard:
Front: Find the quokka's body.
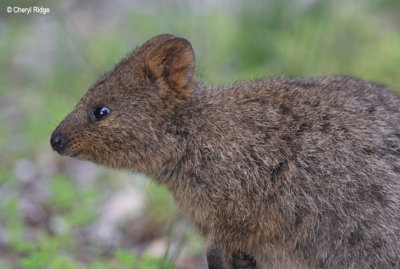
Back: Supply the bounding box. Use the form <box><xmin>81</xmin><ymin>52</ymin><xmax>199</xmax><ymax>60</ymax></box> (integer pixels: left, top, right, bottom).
<box><xmin>51</xmin><ymin>34</ymin><xmax>400</xmax><ymax>268</ymax></box>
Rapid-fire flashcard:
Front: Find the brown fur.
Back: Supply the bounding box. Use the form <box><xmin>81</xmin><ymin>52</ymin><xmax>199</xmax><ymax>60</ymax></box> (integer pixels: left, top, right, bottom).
<box><xmin>51</xmin><ymin>34</ymin><xmax>400</xmax><ymax>268</ymax></box>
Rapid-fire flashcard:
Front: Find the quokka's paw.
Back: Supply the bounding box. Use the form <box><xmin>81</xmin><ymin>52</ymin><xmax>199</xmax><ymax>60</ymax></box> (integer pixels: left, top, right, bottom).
<box><xmin>232</xmin><ymin>252</ymin><xmax>256</xmax><ymax>269</ymax></box>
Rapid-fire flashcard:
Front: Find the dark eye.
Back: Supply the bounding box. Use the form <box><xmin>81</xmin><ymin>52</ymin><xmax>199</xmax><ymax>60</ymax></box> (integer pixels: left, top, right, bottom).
<box><xmin>91</xmin><ymin>105</ymin><xmax>111</xmax><ymax>121</ymax></box>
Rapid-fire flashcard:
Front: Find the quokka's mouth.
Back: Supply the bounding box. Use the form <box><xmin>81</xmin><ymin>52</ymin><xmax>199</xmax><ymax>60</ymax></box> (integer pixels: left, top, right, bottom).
<box><xmin>70</xmin><ymin>150</ymin><xmax>83</xmax><ymax>158</ymax></box>
<box><xmin>50</xmin><ymin>131</ymin><xmax>84</xmax><ymax>158</ymax></box>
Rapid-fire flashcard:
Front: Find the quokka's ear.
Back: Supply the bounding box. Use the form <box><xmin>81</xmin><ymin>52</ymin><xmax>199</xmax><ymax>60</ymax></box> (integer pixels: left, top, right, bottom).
<box><xmin>144</xmin><ymin>36</ymin><xmax>195</xmax><ymax>100</ymax></box>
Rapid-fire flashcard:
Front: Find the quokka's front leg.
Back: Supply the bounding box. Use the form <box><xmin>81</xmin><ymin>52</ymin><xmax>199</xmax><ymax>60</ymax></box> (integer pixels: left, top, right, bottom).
<box><xmin>231</xmin><ymin>251</ymin><xmax>256</xmax><ymax>269</ymax></box>
<box><xmin>206</xmin><ymin>242</ymin><xmax>256</xmax><ymax>269</ymax></box>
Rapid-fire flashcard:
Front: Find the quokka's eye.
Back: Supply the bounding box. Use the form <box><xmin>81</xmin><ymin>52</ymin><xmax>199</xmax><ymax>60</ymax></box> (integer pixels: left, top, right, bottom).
<box><xmin>91</xmin><ymin>105</ymin><xmax>111</xmax><ymax>121</ymax></box>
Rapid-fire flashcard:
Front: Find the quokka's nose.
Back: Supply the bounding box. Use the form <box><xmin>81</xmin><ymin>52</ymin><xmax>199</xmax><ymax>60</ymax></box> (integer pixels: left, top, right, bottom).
<box><xmin>50</xmin><ymin>132</ymin><xmax>67</xmax><ymax>153</ymax></box>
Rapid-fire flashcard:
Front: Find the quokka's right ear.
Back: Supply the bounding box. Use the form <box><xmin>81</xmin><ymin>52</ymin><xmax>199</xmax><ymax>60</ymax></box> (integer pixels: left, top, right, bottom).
<box><xmin>143</xmin><ymin>36</ymin><xmax>195</xmax><ymax>100</ymax></box>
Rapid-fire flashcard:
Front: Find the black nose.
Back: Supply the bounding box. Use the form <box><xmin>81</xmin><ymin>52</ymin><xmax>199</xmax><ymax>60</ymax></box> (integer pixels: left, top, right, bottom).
<box><xmin>50</xmin><ymin>133</ymin><xmax>67</xmax><ymax>153</ymax></box>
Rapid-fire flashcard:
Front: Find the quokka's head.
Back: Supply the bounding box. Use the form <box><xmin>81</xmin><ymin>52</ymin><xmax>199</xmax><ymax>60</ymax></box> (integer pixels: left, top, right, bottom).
<box><xmin>50</xmin><ymin>34</ymin><xmax>195</xmax><ymax>170</ymax></box>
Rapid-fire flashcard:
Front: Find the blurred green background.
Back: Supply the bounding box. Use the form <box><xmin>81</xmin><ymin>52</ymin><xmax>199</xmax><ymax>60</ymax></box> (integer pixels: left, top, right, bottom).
<box><xmin>0</xmin><ymin>0</ymin><xmax>399</xmax><ymax>268</ymax></box>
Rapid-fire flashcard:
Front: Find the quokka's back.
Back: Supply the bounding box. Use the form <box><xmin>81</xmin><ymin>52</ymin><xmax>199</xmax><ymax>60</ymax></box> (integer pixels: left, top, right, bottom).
<box><xmin>171</xmin><ymin>75</ymin><xmax>400</xmax><ymax>268</ymax></box>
